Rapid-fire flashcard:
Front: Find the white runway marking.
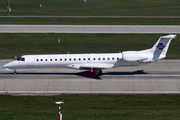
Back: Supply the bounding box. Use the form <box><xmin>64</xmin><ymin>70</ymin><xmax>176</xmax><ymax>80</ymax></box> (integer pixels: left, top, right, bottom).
<box><xmin>120</xmin><ymin>75</ymin><xmax>180</xmax><ymax>77</ymax></box>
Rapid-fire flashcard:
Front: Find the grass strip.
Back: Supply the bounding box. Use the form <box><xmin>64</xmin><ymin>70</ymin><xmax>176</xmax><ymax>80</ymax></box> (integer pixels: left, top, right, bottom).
<box><xmin>0</xmin><ymin>94</ymin><xmax>180</xmax><ymax>120</ymax></box>
<box><xmin>1</xmin><ymin>0</ymin><xmax>180</xmax><ymax>16</ymax></box>
<box><xmin>1</xmin><ymin>18</ymin><xmax>180</xmax><ymax>25</ymax></box>
<box><xmin>0</xmin><ymin>33</ymin><xmax>179</xmax><ymax>59</ymax></box>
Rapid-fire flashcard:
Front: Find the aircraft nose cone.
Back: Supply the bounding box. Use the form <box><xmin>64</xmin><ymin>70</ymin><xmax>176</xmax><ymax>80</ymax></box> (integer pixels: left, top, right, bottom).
<box><xmin>3</xmin><ymin>63</ymin><xmax>9</xmax><ymax>68</ymax></box>
<box><xmin>3</xmin><ymin>62</ymin><xmax>14</xmax><ymax>68</ymax></box>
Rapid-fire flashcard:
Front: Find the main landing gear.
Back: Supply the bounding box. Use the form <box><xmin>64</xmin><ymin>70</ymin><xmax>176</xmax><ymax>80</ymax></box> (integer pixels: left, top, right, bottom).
<box><xmin>95</xmin><ymin>69</ymin><xmax>102</xmax><ymax>76</ymax></box>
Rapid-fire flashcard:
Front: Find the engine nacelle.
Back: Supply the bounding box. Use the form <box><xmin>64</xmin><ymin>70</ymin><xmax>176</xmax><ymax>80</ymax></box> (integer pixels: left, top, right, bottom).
<box><xmin>122</xmin><ymin>52</ymin><xmax>148</xmax><ymax>62</ymax></box>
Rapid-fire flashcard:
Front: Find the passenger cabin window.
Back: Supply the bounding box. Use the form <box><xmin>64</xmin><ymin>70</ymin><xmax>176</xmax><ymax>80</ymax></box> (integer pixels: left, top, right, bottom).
<box><xmin>98</xmin><ymin>58</ymin><xmax>100</xmax><ymax>60</ymax></box>
<box><xmin>108</xmin><ymin>58</ymin><xmax>110</xmax><ymax>60</ymax></box>
<box><xmin>60</xmin><ymin>59</ymin><xmax>62</xmax><ymax>61</ymax></box>
<box><xmin>41</xmin><ymin>59</ymin><xmax>43</xmax><ymax>61</ymax></box>
<box><xmin>103</xmin><ymin>58</ymin><xmax>105</xmax><ymax>60</ymax></box>
<box><xmin>69</xmin><ymin>58</ymin><xmax>71</xmax><ymax>61</ymax></box>
<box><xmin>79</xmin><ymin>58</ymin><xmax>81</xmax><ymax>61</ymax></box>
<box><xmin>37</xmin><ymin>59</ymin><xmax>39</xmax><ymax>61</ymax></box>
<box><xmin>88</xmin><ymin>58</ymin><xmax>90</xmax><ymax>60</ymax></box>
<box><xmin>83</xmin><ymin>58</ymin><xmax>86</xmax><ymax>61</ymax></box>
<box><xmin>55</xmin><ymin>59</ymin><xmax>57</xmax><ymax>61</ymax></box>
<box><xmin>112</xmin><ymin>58</ymin><xmax>114</xmax><ymax>60</ymax></box>
<box><xmin>93</xmin><ymin>58</ymin><xmax>96</xmax><ymax>60</ymax></box>
<box><xmin>45</xmin><ymin>59</ymin><xmax>47</xmax><ymax>61</ymax></box>
<box><xmin>74</xmin><ymin>58</ymin><xmax>76</xmax><ymax>61</ymax></box>
<box><xmin>65</xmin><ymin>59</ymin><xmax>67</xmax><ymax>61</ymax></box>
<box><xmin>50</xmin><ymin>59</ymin><xmax>52</xmax><ymax>61</ymax></box>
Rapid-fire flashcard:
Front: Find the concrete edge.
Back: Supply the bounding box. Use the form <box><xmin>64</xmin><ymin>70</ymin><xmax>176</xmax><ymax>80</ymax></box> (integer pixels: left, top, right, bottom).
<box><xmin>1</xmin><ymin>91</ymin><xmax>180</xmax><ymax>96</ymax></box>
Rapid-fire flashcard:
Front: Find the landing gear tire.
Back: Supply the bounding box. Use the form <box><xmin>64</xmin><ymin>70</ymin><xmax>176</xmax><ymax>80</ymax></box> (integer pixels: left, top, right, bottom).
<box><xmin>98</xmin><ymin>69</ymin><xmax>102</xmax><ymax>76</ymax></box>
<box><xmin>95</xmin><ymin>69</ymin><xmax>102</xmax><ymax>76</ymax></box>
<box><xmin>13</xmin><ymin>71</ymin><xmax>17</xmax><ymax>75</ymax></box>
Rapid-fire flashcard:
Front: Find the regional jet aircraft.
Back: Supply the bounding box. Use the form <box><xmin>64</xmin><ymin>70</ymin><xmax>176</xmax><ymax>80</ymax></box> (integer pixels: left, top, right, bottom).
<box><xmin>3</xmin><ymin>35</ymin><xmax>176</xmax><ymax>76</ymax></box>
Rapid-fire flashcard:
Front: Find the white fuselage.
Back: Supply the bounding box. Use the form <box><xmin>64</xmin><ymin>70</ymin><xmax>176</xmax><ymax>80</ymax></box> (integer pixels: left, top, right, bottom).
<box><xmin>3</xmin><ymin>52</ymin><xmax>151</xmax><ymax>70</ymax></box>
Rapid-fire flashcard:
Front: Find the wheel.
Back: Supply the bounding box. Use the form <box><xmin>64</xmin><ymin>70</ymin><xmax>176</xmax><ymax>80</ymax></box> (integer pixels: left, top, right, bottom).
<box><xmin>95</xmin><ymin>69</ymin><xmax>102</xmax><ymax>76</ymax></box>
<box><xmin>98</xmin><ymin>69</ymin><xmax>102</xmax><ymax>76</ymax></box>
<box><xmin>13</xmin><ymin>71</ymin><xmax>17</xmax><ymax>75</ymax></box>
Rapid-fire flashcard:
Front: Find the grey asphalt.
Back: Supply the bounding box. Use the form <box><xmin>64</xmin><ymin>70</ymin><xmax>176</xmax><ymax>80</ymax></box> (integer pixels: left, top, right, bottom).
<box><xmin>0</xmin><ymin>25</ymin><xmax>180</xmax><ymax>33</ymax></box>
<box><xmin>1</xmin><ymin>60</ymin><xmax>180</xmax><ymax>95</ymax></box>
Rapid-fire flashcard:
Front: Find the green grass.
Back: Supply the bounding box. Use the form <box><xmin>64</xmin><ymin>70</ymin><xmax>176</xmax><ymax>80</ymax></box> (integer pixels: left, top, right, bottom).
<box><xmin>0</xmin><ymin>33</ymin><xmax>179</xmax><ymax>59</ymax></box>
<box><xmin>1</xmin><ymin>18</ymin><xmax>180</xmax><ymax>25</ymax></box>
<box><xmin>0</xmin><ymin>0</ymin><xmax>180</xmax><ymax>16</ymax></box>
<box><xmin>1</xmin><ymin>94</ymin><xmax>180</xmax><ymax>120</ymax></box>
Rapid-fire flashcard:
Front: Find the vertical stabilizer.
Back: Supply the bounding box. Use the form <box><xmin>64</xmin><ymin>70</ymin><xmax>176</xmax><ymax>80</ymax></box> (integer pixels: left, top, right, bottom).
<box><xmin>151</xmin><ymin>34</ymin><xmax>176</xmax><ymax>60</ymax></box>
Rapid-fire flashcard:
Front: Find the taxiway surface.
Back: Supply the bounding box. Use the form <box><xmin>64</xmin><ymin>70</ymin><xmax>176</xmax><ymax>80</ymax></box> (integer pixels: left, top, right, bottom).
<box><xmin>0</xmin><ymin>25</ymin><xmax>180</xmax><ymax>33</ymax></box>
<box><xmin>0</xmin><ymin>60</ymin><xmax>180</xmax><ymax>95</ymax></box>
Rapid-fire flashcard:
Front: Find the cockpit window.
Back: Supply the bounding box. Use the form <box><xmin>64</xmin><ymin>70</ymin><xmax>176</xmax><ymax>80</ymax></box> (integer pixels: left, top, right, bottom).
<box><xmin>21</xmin><ymin>58</ymin><xmax>25</xmax><ymax>61</ymax></box>
<box><xmin>17</xmin><ymin>57</ymin><xmax>21</xmax><ymax>61</ymax></box>
<box><xmin>17</xmin><ymin>57</ymin><xmax>25</xmax><ymax>61</ymax></box>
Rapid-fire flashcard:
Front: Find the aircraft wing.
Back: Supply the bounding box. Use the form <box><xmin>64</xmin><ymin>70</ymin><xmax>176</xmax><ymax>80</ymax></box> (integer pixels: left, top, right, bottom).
<box><xmin>66</xmin><ymin>64</ymin><xmax>114</xmax><ymax>70</ymax></box>
<box><xmin>80</xmin><ymin>65</ymin><xmax>106</xmax><ymax>70</ymax></box>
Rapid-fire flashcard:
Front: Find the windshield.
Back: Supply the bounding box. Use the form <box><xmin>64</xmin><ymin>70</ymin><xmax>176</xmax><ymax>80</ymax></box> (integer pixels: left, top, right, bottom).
<box><xmin>21</xmin><ymin>58</ymin><xmax>25</xmax><ymax>61</ymax></box>
<box><xmin>17</xmin><ymin>57</ymin><xmax>21</xmax><ymax>61</ymax></box>
<box><xmin>16</xmin><ymin>57</ymin><xmax>25</xmax><ymax>61</ymax></box>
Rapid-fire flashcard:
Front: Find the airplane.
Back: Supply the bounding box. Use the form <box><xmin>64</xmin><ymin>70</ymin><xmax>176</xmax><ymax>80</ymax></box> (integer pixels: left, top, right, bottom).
<box><xmin>3</xmin><ymin>34</ymin><xmax>176</xmax><ymax>76</ymax></box>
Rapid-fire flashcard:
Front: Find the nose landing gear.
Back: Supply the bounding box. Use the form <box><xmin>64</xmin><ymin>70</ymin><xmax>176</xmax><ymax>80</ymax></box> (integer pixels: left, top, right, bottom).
<box><xmin>13</xmin><ymin>70</ymin><xmax>17</xmax><ymax>75</ymax></box>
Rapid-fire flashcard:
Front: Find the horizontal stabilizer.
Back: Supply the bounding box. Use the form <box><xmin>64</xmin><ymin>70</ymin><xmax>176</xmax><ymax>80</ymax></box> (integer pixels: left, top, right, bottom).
<box><xmin>161</xmin><ymin>35</ymin><xmax>176</xmax><ymax>39</ymax></box>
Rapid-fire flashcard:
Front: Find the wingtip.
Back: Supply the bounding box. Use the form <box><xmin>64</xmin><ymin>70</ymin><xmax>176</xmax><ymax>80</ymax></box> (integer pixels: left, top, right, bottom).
<box><xmin>162</xmin><ymin>34</ymin><xmax>177</xmax><ymax>39</ymax></box>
